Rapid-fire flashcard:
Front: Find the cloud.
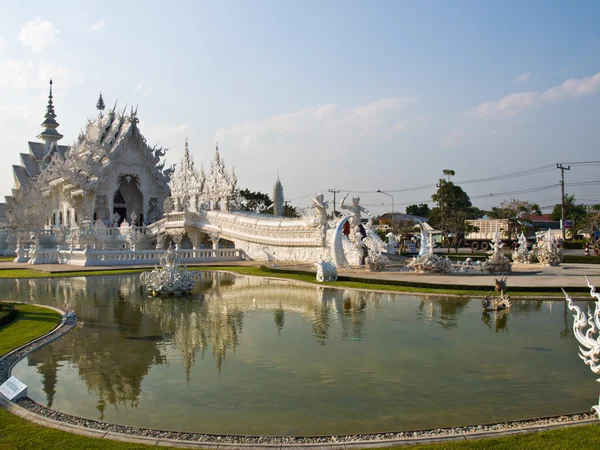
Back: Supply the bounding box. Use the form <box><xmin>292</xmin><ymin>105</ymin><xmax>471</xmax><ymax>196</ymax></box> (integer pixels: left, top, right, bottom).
<box><xmin>215</xmin><ymin>96</ymin><xmax>420</xmax><ymax>156</ymax></box>
<box><xmin>469</xmin><ymin>71</ymin><xmax>600</xmax><ymax>120</ymax></box>
<box><xmin>89</xmin><ymin>20</ymin><xmax>105</xmax><ymax>32</ymax></box>
<box><xmin>0</xmin><ymin>37</ymin><xmax>7</xmax><ymax>54</ymax></box>
<box><xmin>440</xmin><ymin>127</ymin><xmax>469</xmax><ymax>148</ymax></box>
<box><xmin>145</xmin><ymin>122</ymin><xmax>189</xmax><ymax>141</ymax></box>
<box><xmin>18</xmin><ymin>17</ymin><xmax>59</xmax><ymax>53</ymax></box>
<box><xmin>515</xmin><ymin>72</ymin><xmax>532</xmax><ymax>82</ymax></box>
<box><xmin>134</xmin><ymin>82</ymin><xmax>152</xmax><ymax>95</ymax></box>
<box><xmin>470</xmin><ymin>91</ymin><xmax>538</xmax><ymax>119</ymax></box>
<box><xmin>541</xmin><ymin>72</ymin><xmax>600</xmax><ymax>102</ymax></box>
<box><xmin>0</xmin><ymin>60</ymin><xmax>33</xmax><ymax>89</ymax></box>
<box><xmin>0</xmin><ymin>104</ymin><xmax>32</xmax><ymax>120</ymax></box>
<box><xmin>0</xmin><ymin>59</ymin><xmax>82</xmax><ymax>103</ymax></box>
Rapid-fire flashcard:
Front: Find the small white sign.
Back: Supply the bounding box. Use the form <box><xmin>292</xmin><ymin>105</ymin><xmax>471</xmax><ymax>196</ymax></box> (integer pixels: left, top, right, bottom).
<box><xmin>0</xmin><ymin>376</ymin><xmax>27</xmax><ymax>401</ymax></box>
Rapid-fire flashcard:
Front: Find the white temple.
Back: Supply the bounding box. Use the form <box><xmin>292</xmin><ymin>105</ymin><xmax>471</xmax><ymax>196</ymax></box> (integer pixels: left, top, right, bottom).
<box><xmin>5</xmin><ymin>81</ymin><xmax>171</xmax><ymax>229</ymax></box>
<box><xmin>0</xmin><ymin>82</ymin><xmax>384</xmax><ymax>270</ymax></box>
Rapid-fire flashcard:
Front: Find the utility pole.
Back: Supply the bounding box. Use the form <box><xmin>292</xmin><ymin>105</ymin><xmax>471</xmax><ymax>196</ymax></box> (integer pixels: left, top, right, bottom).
<box><xmin>328</xmin><ymin>189</ymin><xmax>340</xmax><ymax>217</ymax></box>
<box><xmin>283</xmin><ymin>200</ymin><xmax>290</xmax><ymax>217</ymax></box>
<box><xmin>557</xmin><ymin>163</ymin><xmax>571</xmax><ymax>241</ymax></box>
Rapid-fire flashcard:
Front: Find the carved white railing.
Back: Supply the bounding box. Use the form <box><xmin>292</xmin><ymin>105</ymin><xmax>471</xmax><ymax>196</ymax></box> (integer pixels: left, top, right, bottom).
<box><xmin>73</xmin><ymin>248</ymin><xmax>243</xmax><ymax>266</ymax></box>
<box><xmin>16</xmin><ymin>247</ymin><xmax>243</xmax><ymax>266</ymax></box>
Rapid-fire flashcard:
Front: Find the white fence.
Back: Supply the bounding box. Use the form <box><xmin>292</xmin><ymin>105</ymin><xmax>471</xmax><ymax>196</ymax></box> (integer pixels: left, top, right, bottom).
<box><xmin>16</xmin><ymin>248</ymin><xmax>244</xmax><ymax>266</ymax></box>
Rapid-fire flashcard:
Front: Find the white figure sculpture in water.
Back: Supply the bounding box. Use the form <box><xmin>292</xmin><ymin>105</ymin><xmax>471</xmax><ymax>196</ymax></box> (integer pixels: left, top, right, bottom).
<box><xmin>339</xmin><ymin>193</ymin><xmax>371</xmax><ymax>228</ymax></box>
<box><xmin>310</xmin><ymin>193</ymin><xmax>329</xmax><ymax>227</ymax></box>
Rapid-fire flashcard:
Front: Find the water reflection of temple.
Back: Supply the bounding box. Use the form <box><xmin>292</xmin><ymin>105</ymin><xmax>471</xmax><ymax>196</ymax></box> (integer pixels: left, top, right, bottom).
<box><xmin>1</xmin><ymin>273</ymin><xmax>384</xmax><ymax>414</ymax></box>
<box><xmin>3</xmin><ymin>276</ymin><xmax>166</xmax><ymax>418</ymax></box>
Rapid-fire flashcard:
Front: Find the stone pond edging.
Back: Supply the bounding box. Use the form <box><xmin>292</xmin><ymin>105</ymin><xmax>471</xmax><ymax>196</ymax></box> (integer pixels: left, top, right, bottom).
<box><xmin>0</xmin><ymin>303</ymin><xmax>598</xmax><ymax>448</ymax></box>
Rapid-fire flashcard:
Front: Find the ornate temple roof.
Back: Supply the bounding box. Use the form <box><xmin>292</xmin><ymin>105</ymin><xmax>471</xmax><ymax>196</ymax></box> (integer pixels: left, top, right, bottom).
<box><xmin>9</xmin><ymin>84</ymin><xmax>172</xmax><ymax>202</ymax></box>
<box><xmin>11</xmin><ymin>81</ymin><xmax>69</xmax><ymax>191</ymax></box>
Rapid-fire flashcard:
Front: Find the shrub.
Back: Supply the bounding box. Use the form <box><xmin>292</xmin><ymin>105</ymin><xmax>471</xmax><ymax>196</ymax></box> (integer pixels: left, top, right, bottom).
<box><xmin>0</xmin><ymin>303</ymin><xmax>18</xmax><ymax>327</ymax></box>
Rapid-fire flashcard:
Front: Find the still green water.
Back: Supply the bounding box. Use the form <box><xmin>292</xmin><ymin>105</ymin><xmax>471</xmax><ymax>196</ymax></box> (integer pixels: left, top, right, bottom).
<box><xmin>1</xmin><ymin>272</ymin><xmax>596</xmax><ymax>435</ymax></box>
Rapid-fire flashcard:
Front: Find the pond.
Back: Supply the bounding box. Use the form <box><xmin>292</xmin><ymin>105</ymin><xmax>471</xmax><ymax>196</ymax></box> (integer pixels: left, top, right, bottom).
<box><xmin>1</xmin><ymin>273</ymin><xmax>596</xmax><ymax>436</ymax></box>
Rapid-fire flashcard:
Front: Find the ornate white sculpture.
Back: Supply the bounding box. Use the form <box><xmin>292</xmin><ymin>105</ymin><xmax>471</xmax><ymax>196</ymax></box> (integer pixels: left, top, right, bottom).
<box><xmin>167</xmin><ymin>142</ymin><xmax>237</xmax><ymax>213</ymax></box>
<box><xmin>339</xmin><ymin>193</ymin><xmax>370</xmax><ymax>228</ymax></box>
<box><xmin>416</xmin><ymin>220</ymin><xmax>430</xmax><ymax>257</ymax></box>
<box><xmin>364</xmin><ymin>235</ymin><xmax>387</xmax><ymax>271</ymax></box>
<box><xmin>315</xmin><ymin>260</ymin><xmax>337</xmax><ymax>282</ymax></box>
<box><xmin>483</xmin><ymin>232</ymin><xmax>512</xmax><ymax>273</ymax></box>
<box><xmin>408</xmin><ymin>228</ymin><xmax>452</xmax><ymax>273</ymax></box>
<box><xmin>385</xmin><ymin>232</ymin><xmax>397</xmax><ymax>254</ymax></box>
<box><xmin>564</xmin><ymin>277</ymin><xmax>600</xmax><ymax>418</ymax></box>
<box><xmin>512</xmin><ymin>232</ymin><xmax>533</xmax><ymax>264</ymax></box>
<box><xmin>481</xmin><ymin>276</ymin><xmax>512</xmax><ymax>311</ymax></box>
<box><xmin>310</xmin><ymin>193</ymin><xmax>329</xmax><ymax>228</ymax></box>
<box><xmin>139</xmin><ymin>247</ymin><xmax>202</xmax><ymax>295</ymax></box>
<box><xmin>170</xmin><ymin>139</ymin><xmax>203</xmax><ymax>212</ymax></box>
<box><xmin>206</xmin><ymin>144</ymin><xmax>236</xmax><ymax>211</ymax></box>
<box><xmin>535</xmin><ymin>229</ymin><xmax>563</xmax><ymax>266</ymax></box>
<box><xmin>407</xmin><ymin>253</ymin><xmax>453</xmax><ymax>273</ymax></box>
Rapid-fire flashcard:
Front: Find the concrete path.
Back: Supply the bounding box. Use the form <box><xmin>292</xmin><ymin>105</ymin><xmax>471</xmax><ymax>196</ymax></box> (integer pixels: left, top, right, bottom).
<box><xmin>1</xmin><ymin>259</ymin><xmax>599</xmax><ymax>289</ymax></box>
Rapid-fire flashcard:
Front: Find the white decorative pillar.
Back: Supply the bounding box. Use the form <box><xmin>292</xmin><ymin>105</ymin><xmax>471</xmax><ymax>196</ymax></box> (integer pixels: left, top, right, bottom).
<box><xmin>209</xmin><ymin>234</ymin><xmax>220</xmax><ymax>250</ymax></box>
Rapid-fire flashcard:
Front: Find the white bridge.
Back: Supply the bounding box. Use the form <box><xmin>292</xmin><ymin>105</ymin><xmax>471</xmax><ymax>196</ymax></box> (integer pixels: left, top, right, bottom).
<box><xmin>1</xmin><ymin>210</ymin><xmax>329</xmax><ymax>265</ymax></box>
<box><xmin>147</xmin><ymin>210</ymin><xmax>327</xmax><ymax>263</ymax></box>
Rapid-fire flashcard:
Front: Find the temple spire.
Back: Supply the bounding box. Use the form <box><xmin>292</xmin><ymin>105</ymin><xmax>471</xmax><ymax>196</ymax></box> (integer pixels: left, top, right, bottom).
<box><xmin>273</xmin><ymin>174</ymin><xmax>284</xmax><ymax>217</ymax></box>
<box><xmin>37</xmin><ymin>79</ymin><xmax>63</xmax><ymax>152</ymax></box>
<box><xmin>96</xmin><ymin>92</ymin><xmax>105</xmax><ymax>113</ymax></box>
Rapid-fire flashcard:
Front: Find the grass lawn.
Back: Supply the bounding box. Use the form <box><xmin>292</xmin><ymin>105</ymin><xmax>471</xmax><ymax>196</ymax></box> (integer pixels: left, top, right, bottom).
<box><xmin>1</xmin><ymin>299</ymin><xmax>600</xmax><ymax>448</ymax></box>
<box><xmin>0</xmin><ymin>303</ymin><xmax>61</xmax><ymax>355</ymax></box>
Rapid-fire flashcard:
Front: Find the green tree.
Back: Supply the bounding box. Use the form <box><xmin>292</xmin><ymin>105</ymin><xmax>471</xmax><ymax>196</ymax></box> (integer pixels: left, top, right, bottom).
<box><xmin>488</xmin><ymin>198</ymin><xmax>541</xmax><ymax>240</ymax></box>
<box><xmin>406</xmin><ymin>203</ymin><xmax>430</xmax><ymax>217</ymax></box>
<box><xmin>429</xmin><ymin>171</ymin><xmax>482</xmax><ymax>252</ymax></box>
<box><xmin>582</xmin><ymin>205</ymin><xmax>600</xmax><ymax>254</ymax></box>
<box><xmin>238</xmin><ymin>189</ymin><xmax>273</xmax><ymax>213</ymax></box>
<box><xmin>550</xmin><ymin>194</ymin><xmax>588</xmax><ymax>230</ymax></box>
<box><xmin>283</xmin><ymin>203</ymin><xmax>301</xmax><ymax>218</ymax></box>
<box><xmin>390</xmin><ymin>219</ymin><xmax>418</xmax><ymax>250</ymax></box>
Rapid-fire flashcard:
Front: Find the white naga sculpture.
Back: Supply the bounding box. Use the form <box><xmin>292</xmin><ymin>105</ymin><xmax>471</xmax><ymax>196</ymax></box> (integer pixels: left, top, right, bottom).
<box><xmin>408</xmin><ymin>222</ymin><xmax>452</xmax><ymax>273</ymax></box>
<box><xmin>481</xmin><ymin>275</ymin><xmax>512</xmax><ymax>311</ymax></box>
<box><xmin>139</xmin><ymin>247</ymin><xmax>202</xmax><ymax>295</ymax></box>
<box><xmin>512</xmin><ymin>232</ymin><xmax>534</xmax><ymax>264</ymax></box>
<box><xmin>564</xmin><ymin>277</ymin><xmax>600</xmax><ymax>418</ymax></box>
<box><xmin>483</xmin><ymin>232</ymin><xmax>512</xmax><ymax>273</ymax></box>
<box><xmin>315</xmin><ymin>259</ymin><xmax>337</xmax><ymax>282</ymax></box>
<box><xmin>535</xmin><ymin>229</ymin><xmax>563</xmax><ymax>266</ymax></box>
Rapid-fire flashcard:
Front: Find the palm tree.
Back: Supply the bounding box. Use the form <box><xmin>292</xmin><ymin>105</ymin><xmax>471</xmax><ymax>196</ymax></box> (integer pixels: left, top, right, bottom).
<box><xmin>442</xmin><ymin>169</ymin><xmax>455</xmax><ymax>182</ymax></box>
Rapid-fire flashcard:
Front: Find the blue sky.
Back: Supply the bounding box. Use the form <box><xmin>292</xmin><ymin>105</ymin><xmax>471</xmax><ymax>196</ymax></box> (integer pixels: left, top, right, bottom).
<box><xmin>1</xmin><ymin>0</ymin><xmax>599</xmax><ymax>214</ymax></box>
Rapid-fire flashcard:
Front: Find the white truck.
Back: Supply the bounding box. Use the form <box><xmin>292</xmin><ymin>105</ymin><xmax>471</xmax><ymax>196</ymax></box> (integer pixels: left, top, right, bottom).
<box><xmin>465</xmin><ymin>219</ymin><xmax>513</xmax><ymax>251</ymax></box>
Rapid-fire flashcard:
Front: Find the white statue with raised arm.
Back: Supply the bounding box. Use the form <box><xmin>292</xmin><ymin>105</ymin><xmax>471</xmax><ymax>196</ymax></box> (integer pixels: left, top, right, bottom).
<box><xmin>310</xmin><ymin>193</ymin><xmax>329</xmax><ymax>227</ymax></box>
<box><xmin>339</xmin><ymin>193</ymin><xmax>371</xmax><ymax>228</ymax></box>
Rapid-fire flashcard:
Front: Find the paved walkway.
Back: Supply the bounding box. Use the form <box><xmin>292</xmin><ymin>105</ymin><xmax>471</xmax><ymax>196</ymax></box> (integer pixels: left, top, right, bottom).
<box><xmin>2</xmin><ymin>259</ymin><xmax>600</xmax><ymax>289</ymax></box>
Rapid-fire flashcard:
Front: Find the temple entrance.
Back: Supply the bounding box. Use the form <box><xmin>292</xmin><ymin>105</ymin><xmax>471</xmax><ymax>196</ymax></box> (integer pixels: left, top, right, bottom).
<box><xmin>113</xmin><ymin>174</ymin><xmax>143</xmax><ymax>226</ymax></box>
